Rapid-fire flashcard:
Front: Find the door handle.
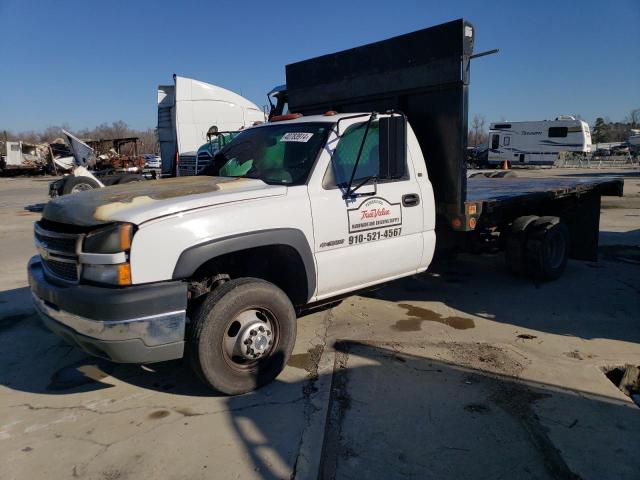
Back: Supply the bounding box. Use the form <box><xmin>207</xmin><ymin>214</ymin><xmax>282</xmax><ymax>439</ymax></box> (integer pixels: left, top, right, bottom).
<box><xmin>402</xmin><ymin>193</ymin><xmax>420</xmax><ymax>207</ymax></box>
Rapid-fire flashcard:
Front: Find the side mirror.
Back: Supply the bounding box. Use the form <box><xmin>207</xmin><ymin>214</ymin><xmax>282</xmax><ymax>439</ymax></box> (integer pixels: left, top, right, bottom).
<box><xmin>206</xmin><ymin>125</ymin><xmax>219</xmax><ymax>140</ymax></box>
<box><xmin>379</xmin><ymin>115</ymin><xmax>406</xmax><ymax>179</ymax></box>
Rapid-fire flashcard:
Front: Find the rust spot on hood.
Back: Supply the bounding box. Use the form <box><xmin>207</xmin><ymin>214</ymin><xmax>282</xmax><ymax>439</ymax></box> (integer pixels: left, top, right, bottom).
<box><xmin>43</xmin><ymin>176</ymin><xmax>251</xmax><ymax>227</ymax></box>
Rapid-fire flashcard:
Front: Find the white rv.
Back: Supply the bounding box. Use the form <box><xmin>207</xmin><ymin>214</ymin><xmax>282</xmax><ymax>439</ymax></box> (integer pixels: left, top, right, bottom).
<box><xmin>487</xmin><ymin>116</ymin><xmax>591</xmax><ymax>166</ymax></box>
<box><xmin>157</xmin><ymin>75</ymin><xmax>266</xmax><ymax>176</ymax></box>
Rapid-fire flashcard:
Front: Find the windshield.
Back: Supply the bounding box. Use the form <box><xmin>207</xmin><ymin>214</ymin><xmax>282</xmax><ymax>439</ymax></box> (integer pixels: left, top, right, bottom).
<box><xmin>200</xmin><ymin>123</ymin><xmax>329</xmax><ymax>185</ymax></box>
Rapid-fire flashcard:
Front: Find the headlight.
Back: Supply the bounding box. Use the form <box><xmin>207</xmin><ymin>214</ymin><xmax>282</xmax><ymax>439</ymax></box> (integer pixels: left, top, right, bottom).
<box><xmin>81</xmin><ymin>223</ymin><xmax>134</xmax><ymax>285</ymax></box>
<box><xmin>83</xmin><ymin>223</ymin><xmax>134</xmax><ymax>254</ymax></box>
<box><xmin>82</xmin><ymin>263</ymin><xmax>132</xmax><ymax>286</ymax></box>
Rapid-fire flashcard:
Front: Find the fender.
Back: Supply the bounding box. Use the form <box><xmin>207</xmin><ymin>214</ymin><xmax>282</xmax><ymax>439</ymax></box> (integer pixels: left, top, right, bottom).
<box><xmin>172</xmin><ymin>228</ymin><xmax>316</xmax><ymax>301</ymax></box>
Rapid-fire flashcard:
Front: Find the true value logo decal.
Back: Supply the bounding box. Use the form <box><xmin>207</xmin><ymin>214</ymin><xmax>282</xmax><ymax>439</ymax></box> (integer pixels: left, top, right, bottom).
<box><xmin>347</xmin><ymin>197</ymin><xmax>402</xmax><ymax>233</ymax></box>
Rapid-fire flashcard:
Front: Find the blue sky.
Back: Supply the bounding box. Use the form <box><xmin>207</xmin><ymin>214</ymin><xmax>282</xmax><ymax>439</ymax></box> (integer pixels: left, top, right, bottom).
<box><xmin>1</xmin><ymin>0</ymin><xmax>638</xmax><ymax>133</ymax></box>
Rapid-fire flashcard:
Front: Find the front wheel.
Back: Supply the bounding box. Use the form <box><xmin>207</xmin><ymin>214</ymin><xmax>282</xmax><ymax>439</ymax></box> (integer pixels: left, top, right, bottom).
<box><xmin>187</xmin><ymin>278</ymin><xmax>297</xmax><ymax>395</ymax></box>
<box><xmin>62</xmin><ymin>176</ymin><xmax>100</xmax><ymax>194</ymax></box>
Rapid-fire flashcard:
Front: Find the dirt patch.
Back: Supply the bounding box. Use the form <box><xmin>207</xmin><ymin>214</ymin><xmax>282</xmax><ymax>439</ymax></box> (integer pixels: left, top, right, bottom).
<box><xmin>447</xmin><ymin>342</ymin><xmax>524</xmax><ymax>377</ymax></box>
<box><xmin>563</xmin><ymin>350</ymin><xmax>596</xmax><ymax>360</ymax></box>
<box><xmin>393</xmin><ymin>304</ymin><xmax>475</xmax><ymax>331</ymax></box>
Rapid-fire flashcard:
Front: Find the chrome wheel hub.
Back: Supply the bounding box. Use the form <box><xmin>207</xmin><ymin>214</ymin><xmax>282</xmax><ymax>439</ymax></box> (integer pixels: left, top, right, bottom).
<box><xmin>223</xmin><ymin>310</ymin><xmax>274</xmax><ymax>362</ymax></box>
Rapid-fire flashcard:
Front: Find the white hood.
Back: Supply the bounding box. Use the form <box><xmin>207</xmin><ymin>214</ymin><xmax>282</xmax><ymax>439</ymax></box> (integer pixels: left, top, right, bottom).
<box><xmin>43</xmin><ymin>177</ymin><xmax>286</xmax><ymax>227</ymax></box>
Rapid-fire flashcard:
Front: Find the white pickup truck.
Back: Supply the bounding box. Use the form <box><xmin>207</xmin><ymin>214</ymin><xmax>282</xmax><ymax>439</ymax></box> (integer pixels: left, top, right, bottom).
<box><xmin>28</xmin><ymin>20</ymin><xmax>622</xmax><ymax>394</ymax></box>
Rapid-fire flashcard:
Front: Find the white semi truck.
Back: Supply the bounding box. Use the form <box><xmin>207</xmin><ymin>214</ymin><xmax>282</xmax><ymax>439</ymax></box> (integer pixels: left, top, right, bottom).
<box><xmin>28</xmin><ymin>20</ymin><xmax>623</xmax><ymax>394</ymax></box>
<box><xmin>157</xmin><ymin>75</ymin><xmax>265</xmax><ymax>177</ymax></box>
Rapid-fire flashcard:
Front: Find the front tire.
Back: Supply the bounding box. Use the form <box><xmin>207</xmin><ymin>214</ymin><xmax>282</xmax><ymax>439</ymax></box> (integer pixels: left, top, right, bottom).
<box><xmin>62</xmin><ymin>176</ymin><xmax>100</xmax><ymax>194</ymax></box>
<box><xmin>187</xmin><ymin>278</ymin><xmax>297</xmax><ymax>395</ymax></box>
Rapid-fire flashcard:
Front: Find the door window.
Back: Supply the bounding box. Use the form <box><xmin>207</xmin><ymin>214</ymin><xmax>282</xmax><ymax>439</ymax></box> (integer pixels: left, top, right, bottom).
<box><xmin>491</xmin><ymin>134</ymin><xmax>499</xmax><ymax>149</ymax></box>
<box><xmin>330</xmin><ymin>121</ymin><xmax>380</xmax><ymax>187</ymax></box>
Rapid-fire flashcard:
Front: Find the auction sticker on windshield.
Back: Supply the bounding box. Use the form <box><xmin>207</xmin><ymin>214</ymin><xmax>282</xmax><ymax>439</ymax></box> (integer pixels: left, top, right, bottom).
<box><xmin>281</xmin><ymin>132</ymin><xmax>314</xmax><ymax>142</ymax></box>
<box><xmin>347</xmin><ymin>197</ymin><xmax>402</xmax><ymax>233</ymax></box>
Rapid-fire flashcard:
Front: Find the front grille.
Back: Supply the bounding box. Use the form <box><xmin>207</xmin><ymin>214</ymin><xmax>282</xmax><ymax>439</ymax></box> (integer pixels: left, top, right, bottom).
<box><xmin>35</xmin><ymin>230</ymin><xmax>76</xmax><ymax>254</ymax></box>
<box><xmin>178</xmin><ymin>155</ymin><xmax>197</xmax><ymax>176</ymax></box>
<box><xmin>34</xmin><ymin>222</ymin><xmax>82</xmax><ymax>284</ymax></box>
<box><xmin>43</xmin><ymin>258</ymin><xmax>78</xmax><ymax>282</ymax></box>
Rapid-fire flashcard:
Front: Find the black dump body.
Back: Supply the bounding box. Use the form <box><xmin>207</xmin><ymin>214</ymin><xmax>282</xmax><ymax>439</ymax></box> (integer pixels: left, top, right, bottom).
<box><xmin>285</xmin><ymin>19</ymin><xmax>623</xmax><ymax>238</ymax></box>
<box><xmin>287</xmin><ymin>19</ymin><xmax>473</xmax><ymax>225</ymax></box>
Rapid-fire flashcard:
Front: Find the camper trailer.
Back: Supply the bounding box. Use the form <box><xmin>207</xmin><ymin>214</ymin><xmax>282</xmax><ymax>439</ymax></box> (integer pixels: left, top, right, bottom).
<box><xmin>487</xmin><ymin>116</ymin><xmax>591</xmax><ymax>166</ymax></box>
<box><xmin>157</xmin><ymin>75</ymin><xmax>265</xmax><ymax>176</ymax></box>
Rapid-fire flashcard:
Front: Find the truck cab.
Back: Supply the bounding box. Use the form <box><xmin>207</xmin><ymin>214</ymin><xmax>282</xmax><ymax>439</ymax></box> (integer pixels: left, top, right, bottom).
<box><xmin>28</xmin><ymin>111</ymin><xmax>434</xmax><ymax>394</ymax></box>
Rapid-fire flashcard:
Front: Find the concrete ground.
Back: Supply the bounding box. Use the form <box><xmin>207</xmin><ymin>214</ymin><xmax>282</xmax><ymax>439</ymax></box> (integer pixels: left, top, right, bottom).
<box><xmin>0</xmin><ymin>168</ymin><xmax>638</xmax><ymax>480</ymax></box>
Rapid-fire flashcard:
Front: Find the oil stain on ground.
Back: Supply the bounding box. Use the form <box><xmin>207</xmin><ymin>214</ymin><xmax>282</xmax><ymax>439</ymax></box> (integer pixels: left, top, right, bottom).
<box><xmin>148</xmin><ymin>410</ymin><xmax>171</xmax><ymax>420</ymax></box>
<box><xmin>392</xmin><ymin>304</ymin><xmax>475</xmax><ymax>331</ymax></box>
<box><xmin>287</xmin><ymin>344</ymin><xmax>323</xmax><ymax>374</ymax></box>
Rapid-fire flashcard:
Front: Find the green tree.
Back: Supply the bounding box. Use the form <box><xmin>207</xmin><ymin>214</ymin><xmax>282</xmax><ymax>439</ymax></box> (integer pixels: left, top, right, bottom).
<box><xmin>592</xmin><ymin>117</ymin><xmax>607</xmax><ymax>143</ymax></box>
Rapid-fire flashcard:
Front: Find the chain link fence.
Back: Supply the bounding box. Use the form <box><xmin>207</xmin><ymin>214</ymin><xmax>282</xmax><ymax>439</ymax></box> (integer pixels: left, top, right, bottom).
<box><xmin>556</xmin><ymin>152</ymin><xmax>639</xmax><ymax>169</ymax></box>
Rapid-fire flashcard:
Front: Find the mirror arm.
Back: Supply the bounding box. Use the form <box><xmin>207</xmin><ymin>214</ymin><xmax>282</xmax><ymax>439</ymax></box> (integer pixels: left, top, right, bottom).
<box><xmin>342</xmin><ymin>176</ymin><xmax>377</xmax><ymax>199</ymax></box>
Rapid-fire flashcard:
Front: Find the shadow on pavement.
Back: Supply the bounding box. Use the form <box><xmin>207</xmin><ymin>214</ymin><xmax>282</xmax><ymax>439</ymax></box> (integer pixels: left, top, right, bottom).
<box><xmin>363</xmin><ymin>239</ymin><xmax>640</xmax><ymax>344</ymax></box>
<box><xmin>1</xmin><ymin>288</ymin><xmax>640</xmax><ymax>478</ymax></box>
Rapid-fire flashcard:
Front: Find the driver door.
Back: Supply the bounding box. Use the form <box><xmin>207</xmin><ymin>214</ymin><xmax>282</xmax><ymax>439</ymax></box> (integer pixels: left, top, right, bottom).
<box><xmin>308</xmin><ymin>118</ymin><xmax>423</xmax><ymax>299</ymax></box>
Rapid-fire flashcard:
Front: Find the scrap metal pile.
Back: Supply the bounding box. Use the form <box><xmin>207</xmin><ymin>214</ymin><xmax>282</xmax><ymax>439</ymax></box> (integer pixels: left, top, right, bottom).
<box><xmin>0</xmin><ymin>138</ymin><xmax>73</xmax><ymax>174</ymax></box>
<box><xmin>0</xmin><ymin>132</ymin><xmax>145</xmax><ymax>175</ymax></box>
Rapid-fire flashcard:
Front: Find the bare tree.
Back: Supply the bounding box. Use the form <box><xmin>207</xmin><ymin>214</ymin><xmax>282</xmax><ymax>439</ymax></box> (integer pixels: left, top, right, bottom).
<box><xmin>468</xmin><ymin>114</ymin><xmax>488</xmax><ymax>147</ymax></box>
<box><xmin>626</xmin><ymin>108</ymin><xmax>640</xmax><ymax>129</ymax></box>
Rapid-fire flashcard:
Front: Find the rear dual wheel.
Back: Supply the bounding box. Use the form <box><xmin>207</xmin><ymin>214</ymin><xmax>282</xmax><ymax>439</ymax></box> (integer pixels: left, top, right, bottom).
<box><xmin>187</xmin><ymin>278</ymin><xmax>297</xmax><ymax>395</ymax></box>
<box><xmin>505</xmin><ymin>216</ymin><xmax>569</xmax><ymax>281</ymax></box>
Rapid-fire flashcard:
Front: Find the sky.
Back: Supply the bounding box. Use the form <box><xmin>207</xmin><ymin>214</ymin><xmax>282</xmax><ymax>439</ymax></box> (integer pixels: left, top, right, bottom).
<box><xmin>0</xmin><ymin>0</ymin><xmax>638</xmax><ymax>133</ymax></box>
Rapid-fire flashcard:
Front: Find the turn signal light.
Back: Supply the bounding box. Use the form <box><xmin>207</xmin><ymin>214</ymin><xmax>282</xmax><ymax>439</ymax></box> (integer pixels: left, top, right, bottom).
<box><xmin>117</xmin><ymin>264</ymin><xmax>132</xmax><ymax>286</ymax></box>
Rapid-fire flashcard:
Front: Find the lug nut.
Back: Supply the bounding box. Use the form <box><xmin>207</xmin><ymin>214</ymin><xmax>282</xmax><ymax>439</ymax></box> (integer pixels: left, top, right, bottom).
<box><xmin>258</xmin><ymin>326</ymin><xmax>265</xmax><ymax>333</ymax></box>
<box><xmin>266</xmin><ymin>330</ymin><xmax>271</xmax><ymax>335</ymax></box>
<box><xmin>244</xmin><ymin>339</ymin><xmax>252</xmax><ymax>345</ymax></box>
<box><xmin>268</xmin><ymin>340</ymin><xmax>273</xmax><ymax>346</ymax></box>
<box><xmin>250</xmin><ymin>330</ymin><xmax>257</xmax><ymax>336</ymax></box>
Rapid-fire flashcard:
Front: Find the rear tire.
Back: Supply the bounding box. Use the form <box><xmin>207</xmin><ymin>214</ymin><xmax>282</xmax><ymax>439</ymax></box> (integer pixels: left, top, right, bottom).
<box><xmin>505</xmin><ymin>215</ymin><xmax>539</xmax><ymax>275</ymax></box>
<box><xmin>524</xmin><ymin>217</ymin><xmax>569</xmax><ymax>281</ymax></box>
<box><xmin>62</xmin><ymin>176</ymin><xmax>100</xmax><ymax>195</ymax></box>
<box><xmin>187</xmin><ymin>278</ymin><xmax>297</xmax><ymax>395</ymax></box>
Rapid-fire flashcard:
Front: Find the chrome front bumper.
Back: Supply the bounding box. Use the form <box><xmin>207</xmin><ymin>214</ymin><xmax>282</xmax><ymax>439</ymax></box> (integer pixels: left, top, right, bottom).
<box><xmin>32</xmin><ymin>293</ymin><xmax>186</xmax><ymax>363</ymax></box>
<box><xmin>32</xmin><ymin>293</ymin><xmax>185</xmax><ymax>346</ymax></box>
<box><xmin>28</xmin><ymin>256</ymin><xmax>187</xmax><ymax>363</ymax></box>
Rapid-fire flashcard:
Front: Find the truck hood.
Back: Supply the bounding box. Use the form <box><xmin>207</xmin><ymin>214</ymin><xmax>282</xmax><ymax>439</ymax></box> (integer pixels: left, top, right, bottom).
<box><xmin>43</xmin><ymin>176</ymin><xmax>286</xmax><ymax>227</ymax></box>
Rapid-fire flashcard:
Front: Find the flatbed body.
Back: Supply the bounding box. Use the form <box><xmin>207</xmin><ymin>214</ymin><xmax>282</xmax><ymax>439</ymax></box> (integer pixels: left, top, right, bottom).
<box><xmin>467</xmin><ymin>176</ymin><xmax>623</xmax><ymax>207</ymax></box>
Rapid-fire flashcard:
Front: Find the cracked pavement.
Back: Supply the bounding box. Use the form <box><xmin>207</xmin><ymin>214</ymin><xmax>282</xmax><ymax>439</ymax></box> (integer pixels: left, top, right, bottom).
<box><xmin>1</xmin><ymin>169</ymin><xmax>639</xmax><ymax>480</ymax></box>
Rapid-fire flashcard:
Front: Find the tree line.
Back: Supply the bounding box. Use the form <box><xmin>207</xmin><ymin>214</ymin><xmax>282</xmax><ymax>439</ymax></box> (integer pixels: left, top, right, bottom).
<box><xmin>592</xmin><ymin>109</ymin><xmax>639</xmax><ymax>144</ymax></box>
<box><xmin>2</xmin><ymin>121</ymin><xmax>159</xmax><ymax>155</ymax></box>
<box><xmin>4</xmin><ymin>109</ymin><xmax>639</xmax><ymax>154</ymax></box>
